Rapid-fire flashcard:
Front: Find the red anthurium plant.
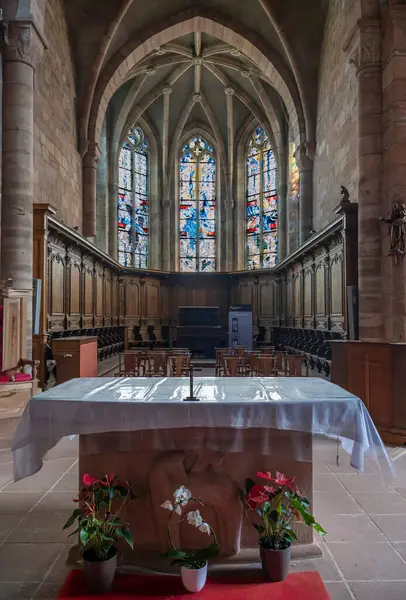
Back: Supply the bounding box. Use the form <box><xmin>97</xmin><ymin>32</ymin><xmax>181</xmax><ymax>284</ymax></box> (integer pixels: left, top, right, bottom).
<box><xmin>241</xmin><ymin>471</ymin><xmax>326</xmax><ymax>550</ymax></box>
<box><xmin>63</xmin><ymin>473</ymin><xmax>135</xmax><ymax>561</ymax></box>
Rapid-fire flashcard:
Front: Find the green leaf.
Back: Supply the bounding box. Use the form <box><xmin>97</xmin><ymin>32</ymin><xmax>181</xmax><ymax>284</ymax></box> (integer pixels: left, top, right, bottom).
<box><xmin>113</xmin><ymin>486</ymin><xmax>131</xmax><ymax>498</ymax></box>
<box><xmin>116</xmin><ymin>526</ymin><xmax>134</xmax><ymax>550</ymax></box>
<box><xmin>165</xmin><ymin>550</ymin><xmax>189</xmax><ymax>559</ymax></box>
<box><xmin>313</xmin><ymin>522</ymin><xmax>327</xmax><ymax>536</ymax></box>
<box><xmin>79</xmin><ymin>528</ymin><xmax>89</xmax><ymax>546</ymax></box>
<box><xmin>237</xmin><ymin>488</ymin><xmax>246</xmax><ymax>502</ymax></box>
<box><xmin>245</xmin><ymin>478</ymin><xmax>256</xmax><ymax>494</ymax></box>
<box><xmin>284</xmin><ymin>529</ymin><xmax>297</xmax><ymax>541</ymax></box>
<box><xmin>67</xmin><ymin>526</ymin><xmax>80</xmax><ymax>538</ymax></box>
<box><xmin>63</xmin><ymin>509</ymin><xmax>83</xmax><ymax>530</ymax></box>
<box><xmin>192</xmin><ymin>543</ymin><xmax>219</xmax><ymax>562</ymax></box>
<box><xmin>253</xmin><ymin>524</ymin><xmax>265</xmax><ymax>534</ymax></box>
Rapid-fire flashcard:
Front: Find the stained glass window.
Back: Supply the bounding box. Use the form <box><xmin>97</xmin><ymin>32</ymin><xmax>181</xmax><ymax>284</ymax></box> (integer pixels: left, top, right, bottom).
<box><xmin>179</xmin><ymin>136</ymin><xmax>216</xmax><ymax>272</ymax></box>
<box><xmin>246</xmin><ymin>127</ymin><xmax>278</xmax><ymax>269</ymax></box>
<box><xmin>289</xmin><ymin>141</ymin><xmax>300</xmax><ymax>203</ymax></box>
<box><xmin>118</xmin><ymin>126</ymin><xmax>149</xmax><ymax>268</ymax></box>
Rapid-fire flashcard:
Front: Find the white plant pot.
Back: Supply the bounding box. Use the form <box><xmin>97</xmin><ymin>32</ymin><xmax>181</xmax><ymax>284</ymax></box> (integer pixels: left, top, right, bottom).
<box><xmin>181</xmin><ymin>563</ymin><xmax>208</xmax><ymax>592</ymax></box>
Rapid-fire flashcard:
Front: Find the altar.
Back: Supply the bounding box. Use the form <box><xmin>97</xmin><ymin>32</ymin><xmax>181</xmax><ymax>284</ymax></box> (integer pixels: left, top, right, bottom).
<box><xmin>11</xmin><ymin>377</ymin><xmax>393</xmax><ymax>569</ymax></box>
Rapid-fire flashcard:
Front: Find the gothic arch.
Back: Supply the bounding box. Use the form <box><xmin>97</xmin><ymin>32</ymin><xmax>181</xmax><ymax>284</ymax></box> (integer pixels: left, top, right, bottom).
<box><xmin>85</xmin><ymin>11</ymin><xmax>306</xmax><ymax>151</ymax></box>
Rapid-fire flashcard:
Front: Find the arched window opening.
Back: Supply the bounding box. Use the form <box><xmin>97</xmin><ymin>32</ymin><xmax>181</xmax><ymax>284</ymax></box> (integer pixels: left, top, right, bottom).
<box><xmin>246</xmin><ymin>127</ymin><xmax>278</xmax><ymax>269</ymax></box>
<box><xmin>179</xmin><ymin>136</ymin><xmax>216</xmax><ymax>272</ymax></box>
<box><xmin>118</xmin><ymin>126</ymin><xmax>149</xmax><ymax>268</ymax></box>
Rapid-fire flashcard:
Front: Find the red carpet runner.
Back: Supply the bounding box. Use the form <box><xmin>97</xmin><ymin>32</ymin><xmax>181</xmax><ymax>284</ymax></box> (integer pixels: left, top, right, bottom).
<box><xmin>58</xmin><ymin>571</ymin><xmax>331</xmax><ymax>599</ymax></box>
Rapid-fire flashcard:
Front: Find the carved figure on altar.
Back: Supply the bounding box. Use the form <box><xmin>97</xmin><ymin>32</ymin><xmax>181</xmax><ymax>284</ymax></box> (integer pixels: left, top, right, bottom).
<box><xmin>380</xmin><ymin>202</ymin><xmax>406</xmax><ymax>258</ymax></box>
<box><xmin>149</xmin><ymin>450</ymin><xmax>242</xmax><ymax>556</ymax></box>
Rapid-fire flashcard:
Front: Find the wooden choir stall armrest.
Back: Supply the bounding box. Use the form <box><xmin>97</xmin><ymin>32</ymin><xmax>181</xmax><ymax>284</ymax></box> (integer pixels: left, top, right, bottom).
<box><xmin>18</xmin><ymin>359</ymin><xmax>40</xmax><ymax>381</ymax></box>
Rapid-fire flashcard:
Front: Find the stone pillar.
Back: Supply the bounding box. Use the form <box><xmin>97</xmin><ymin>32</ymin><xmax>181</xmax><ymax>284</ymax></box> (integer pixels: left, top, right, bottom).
<box><xmin>382</xmin><ymin>6</ymin><xmax>406</xmax><ymax>341</ymax></box>
<box><xmin>160</xmin><ymin>87</ymin><xmax>172</xmax><ymax>271</ymax></box>
<box><xmin>162</xmin><ymin>197</ymin><xmax>171</xmax><ymax>271</ymax></box>
<box><xmin>82</xmin><ymin>141</ymin><xmax>99</xmax><ymax>239</ymax></box>
<box><xmin>295</xmin><ymin>144</ymin><xmax>313</xmax><ymax>247</ymax></box>
<box><xmin>108</xmin><ymin>183</ymin><xmax>118</xmax><ymax>260</ymax></box>
<box><xmin>277</xmin><ymin>183</ymin><xmax>287</xmax><ymax>261</ymax></box>
<box><xmin>351</xmin><ymin>19</ymin><xmax>384</xmax><ymax>341</ymax></box>
<box><xmin>225</xmin><ymin>87</ymin><xmax>234</xmax><ymax>271</ymax></box>
<box><xmin>1</xmin><ymin>21</ymin><xmax>44</xmax><ymax>356</ymax></box>
<box><xmin>96</xmin><ymin>121</ymin><xmax>108</xmax><ymax>253</ymax></box>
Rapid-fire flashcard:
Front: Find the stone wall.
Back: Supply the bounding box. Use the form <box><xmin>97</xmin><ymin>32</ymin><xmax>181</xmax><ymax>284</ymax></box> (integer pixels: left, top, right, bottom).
<box><xmin>313</xmin><ymin>0</ymin><xmax>360</xmax><ymax>230</ymax></box>
<box><xmin>33</xmin><ymin>0</ymin><xmax>81</xmax><ymax>227</ymax></box>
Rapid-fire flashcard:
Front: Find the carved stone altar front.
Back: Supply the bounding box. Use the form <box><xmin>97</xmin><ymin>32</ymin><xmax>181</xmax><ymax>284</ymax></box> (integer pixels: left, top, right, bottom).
<box><xmin>74</xmin><ymin>427</ymin><xmax>319</xmax><ymax>570</ymax></box>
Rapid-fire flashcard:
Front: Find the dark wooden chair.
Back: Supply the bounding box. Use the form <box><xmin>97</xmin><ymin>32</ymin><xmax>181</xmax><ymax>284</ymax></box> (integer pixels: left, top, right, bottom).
<box><xmin>256</xmin><ymin>355</ymin><xmax>277</xmax><ymax>377</ymax></box>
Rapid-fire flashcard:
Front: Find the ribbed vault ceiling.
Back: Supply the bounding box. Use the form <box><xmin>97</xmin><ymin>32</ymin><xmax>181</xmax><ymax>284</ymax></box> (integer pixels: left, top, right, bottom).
<box><xmin>63</xmin><ymin>0</ymin><xmax>329</xmax><ymax>149</ymax></box>
<box><xmin>109</xmin><ymin>31</ymin><xmax>287</xmax><ymax>160</ymax></box>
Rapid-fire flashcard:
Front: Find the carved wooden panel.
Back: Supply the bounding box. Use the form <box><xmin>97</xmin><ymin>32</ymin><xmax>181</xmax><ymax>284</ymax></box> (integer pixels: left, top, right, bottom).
<box><xmin>95</xmin><ymin>264</ymin><xmax>104</xmax><ymax>327</ymax></box>
<box><xmin>104</xmin><ymin>271</ymin><xmax>112</xmax><ymax>326</ymax></box>
<box><xmin>82</xmin><ymin>258</ymin><xmax>94</xmax><ymax>328</ymax></box>
<box><xmin>259</xmin><ymin>281</ymin><xmax>273</xmax><ymax>318</ymax></box>
<box><xmin>67</xmin><ymin>247</ymin><xmax>81</xmax><ymax>330</ymax></box>
<box><xmin>303</xmin><ymin>261</ymin><xmax>314</xmax><ymax>329</ymax></box>
<box><xmin>330</xmin><ymin>239</ymin><xmax>344</xmax><ymax>331</ymax></box>
<box><xmin>125</xmin><ymin>279</ymin><xmax>140</xmax><ymax>319</ymax></box>
<box><xmin>47</xmin><ymin>236</ymin><xmax>66</xmax><ymax>331</ymax></box>
<box><xmin>145</xmin><ymin>282</ymin><xmax>160</xmax><ymax>320</ymax></box>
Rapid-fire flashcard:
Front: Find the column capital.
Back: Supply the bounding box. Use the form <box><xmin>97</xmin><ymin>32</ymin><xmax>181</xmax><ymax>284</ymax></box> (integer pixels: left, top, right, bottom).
<box><xmin>294</xmin><ymin>143</ymin><xmax>313</xmax><ymax>171</ymax></box>
<box><xmin>1</xmin><ymin>19</ymin><xmax>44</xmax><ymax>69</ymax></box>
<box><xmin>348</xmin><ymin>19</ymin><xmax>381</xmax><ymax>73</ymax></box>
<box><xmin>82</xmin><ymin>140</ymin><xmax>101</xmax><ymax>163</ymax></box>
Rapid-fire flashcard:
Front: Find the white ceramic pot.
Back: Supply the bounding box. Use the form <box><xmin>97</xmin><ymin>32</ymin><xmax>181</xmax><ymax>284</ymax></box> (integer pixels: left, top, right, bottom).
<box><xmin>181</xmin><ymin>563</ymin><xmax>208</xmax><ymax>592</ymax></box>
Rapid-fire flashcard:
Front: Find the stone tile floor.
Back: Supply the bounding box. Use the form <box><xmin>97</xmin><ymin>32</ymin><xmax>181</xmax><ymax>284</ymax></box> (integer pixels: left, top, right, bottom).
<box><xmin>0</xmin><ymin>422</ymin><xmax>405</xmax><ymax>599</ymax></box>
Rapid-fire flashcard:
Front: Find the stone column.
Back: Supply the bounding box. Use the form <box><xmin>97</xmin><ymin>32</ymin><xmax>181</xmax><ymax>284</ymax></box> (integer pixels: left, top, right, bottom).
<box><xmin>161</xmin><ymin>87</ymin><xmax>171</xmax><ymax>271</ymax></box>
<box><xmin>225</xmin><ymin>87</ymin><xmax>234</xmax><ymax>271</ymax></box>
<box><xmin>277</xmin><ymin>183</ymin><xmax>287</xmax><ymax>261</ymax></box>
<box><xmin>108</xmin><ymin>183</ymin><xmax>118</xmax><ymax>260</ymax></box>
<box><xmin>82</xmin><ymin>141</ymin><xmax>99</xmax><ymax>239</ymax></box>
<box><xmin>382</xmin><ymin>6</ymin><xmax>406</xmax><ymax>341</ymax></box>
<box><xmin>350</xmin><ymin>19</ymin><xmax>383</xmax><ymax>341</ymax></box>
<box><xmin>1</xmin><ymin>21</ymin><xmax>44</xmax><ymax>356</ymax></box>
<box><xmin>96</xmin><ymin>122</ymin><xmax>108</xmax><ymax>253</ymax></box>
<box><xmin>295</xmin><ymin>144</ymin><xmax>313</xmax><ymax>247</ymax></box>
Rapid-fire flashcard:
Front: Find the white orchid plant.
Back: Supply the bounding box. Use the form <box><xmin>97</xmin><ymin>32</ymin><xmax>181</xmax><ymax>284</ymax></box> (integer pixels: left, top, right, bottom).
<box><xmin>161</xmin><ymin>485</ymin><xmax>219</xmax><ymax>569</ymax></box>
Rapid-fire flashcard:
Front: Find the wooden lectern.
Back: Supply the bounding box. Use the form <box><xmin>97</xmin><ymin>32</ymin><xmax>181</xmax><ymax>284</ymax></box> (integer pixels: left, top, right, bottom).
<box><xmin>330</xmin><ymin>340</ymin><xmax>406</xmax><ymax>444</ymax></box>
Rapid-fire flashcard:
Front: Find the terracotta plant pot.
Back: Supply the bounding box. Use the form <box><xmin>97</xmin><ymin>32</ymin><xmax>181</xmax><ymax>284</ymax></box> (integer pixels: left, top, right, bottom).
<box><xmin>260</xmin><ymin>543</ymin><xmax>291</xmax><ymax>582</ymax></box>
<box><xmin>181</xmin><ymin>563</ymin><xmax>208</xmax><ymax>592</ymax></box>
<box><xmin>83</xmin><ymin>547</ymin><xmax>117</xmax><ymax>594</ymax></box>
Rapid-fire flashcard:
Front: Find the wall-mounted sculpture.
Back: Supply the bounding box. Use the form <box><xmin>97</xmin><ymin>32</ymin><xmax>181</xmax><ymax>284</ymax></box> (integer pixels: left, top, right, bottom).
<box><xmin>380</xmin><ymin>203</ymin><xmax>406</xmax><ymax>265</ymax></box>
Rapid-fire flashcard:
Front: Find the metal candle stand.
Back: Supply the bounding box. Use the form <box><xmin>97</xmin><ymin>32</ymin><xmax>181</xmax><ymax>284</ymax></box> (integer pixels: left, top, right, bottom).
<box><xmin>183</xmin><ymin>365</ymin><xmax>201</xmax><ymax>401</ymax></box>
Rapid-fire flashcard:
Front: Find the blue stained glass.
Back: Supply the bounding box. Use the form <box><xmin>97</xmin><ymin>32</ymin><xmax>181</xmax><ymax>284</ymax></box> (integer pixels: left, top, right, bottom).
<box><xmin>117</xmin><ymin>127</ymin><xmax>149</xmax><ymax>268</ymax></box>
<box><xmin>119</xmin><ymin>167</ymin><xmax>132</xmax><ymax>191</ymax></box>
<box><xmin>199</xmin><ymin>258</ymin><xmax>215</xmax><ymax>272</ymax></box>
<box><xmin>246</xmin><ymin>127</ymin><xmax>278</xmax><ymax>269</ymax></box>
<box><xmin>118</xmin><ymin>191</ymin><xmax>132</xmax><ymax>211</ymax></box>
<box><xmin>180</xmin><ymin>257</ymin><xmax>197</xmax><ymax>272</ymax></box>
<box><xmin>118</xmin><ymin>208</ymin><xmax>132</xmax><ymax>232</ymax></box>
<box><xmin>180</xmin><ymin>136</ymin><xmax>216</xmax><ymax>272</ymax></box>
<box><xmin>200</xmin><ymin>200</ymin><xmax>215</xmax><ymax>220</ymax></box>
<box><xmin>119</xmin><ymin>147</ymin><xmax>132</xmax><ymax>169</ymax></box>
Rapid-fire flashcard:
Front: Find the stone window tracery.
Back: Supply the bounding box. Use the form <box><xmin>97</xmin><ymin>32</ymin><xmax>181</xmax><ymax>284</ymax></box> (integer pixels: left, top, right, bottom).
<box><xmin>179</xmin><ymin>136</ymin><xmax>216</xmax><ymax>272</ymax></box>
<box><xmin>118</xmin><ymin>126</ymin><xmax>149</xmax><ymax>268</ymax></box>
<box><xmin>246</xmin><ymin>127</ymin><xmax>278</xmax><ymax>269</ymax></box>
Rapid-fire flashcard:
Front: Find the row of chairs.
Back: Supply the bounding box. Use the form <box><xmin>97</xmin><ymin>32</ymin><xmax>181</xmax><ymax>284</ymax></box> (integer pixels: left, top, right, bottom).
<box><xmin>116</xmin><ymin>349</ymin><xmax>191</xmax><ymax>378</ymax></box>
<box><xmin>215</xmin><ymin>347</ymin><xmax>307</xmax><ymax>377</ymax></box>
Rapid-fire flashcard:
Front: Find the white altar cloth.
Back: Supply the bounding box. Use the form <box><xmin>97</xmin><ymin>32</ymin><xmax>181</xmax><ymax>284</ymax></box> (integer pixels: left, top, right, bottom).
<box><xmin>12</xmin><ymin>377</ymin><xmax>393</xmax><ymax>481</ymax></box>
